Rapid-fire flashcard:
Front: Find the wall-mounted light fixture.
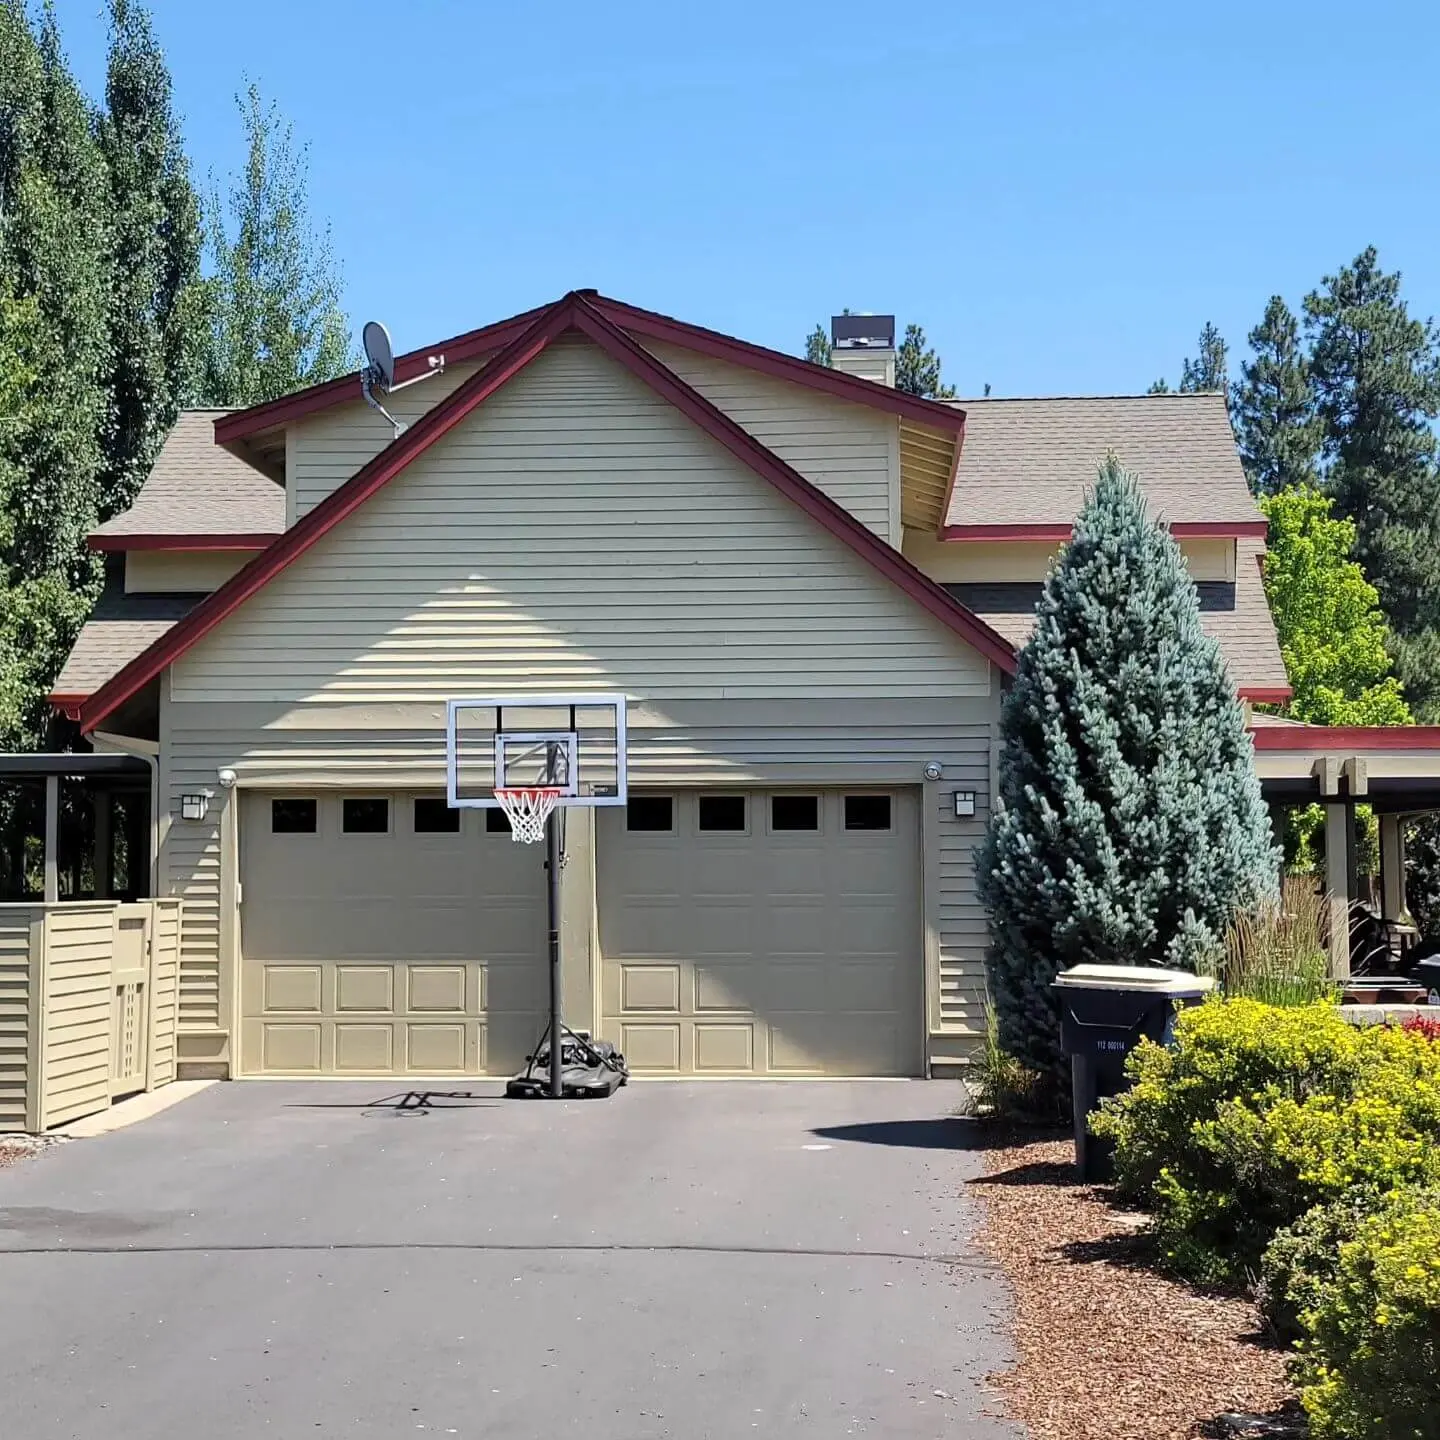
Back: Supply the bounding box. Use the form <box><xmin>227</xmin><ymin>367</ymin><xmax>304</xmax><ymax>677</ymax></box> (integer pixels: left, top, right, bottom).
<box><xmin>180</xmin><ymin>793</ymin><xmax>209</xmax><ymax>821</ymax></box>
<box><xmin>953</xmin><ymin>791</ymin><xmax>977</xmax><ymax>818</ymax></box>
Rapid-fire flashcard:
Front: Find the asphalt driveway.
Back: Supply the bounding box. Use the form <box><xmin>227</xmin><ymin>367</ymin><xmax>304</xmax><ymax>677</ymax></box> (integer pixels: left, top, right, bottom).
<box><xmin>0</xmin><ymin>1080</ymin><xmax>1019</xmax><ymax>1439</ymax></box>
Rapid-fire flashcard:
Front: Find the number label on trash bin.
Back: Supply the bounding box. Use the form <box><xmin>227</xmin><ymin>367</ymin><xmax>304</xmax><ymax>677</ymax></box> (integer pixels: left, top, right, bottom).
<box><xmin>1096</xmin><ymin>1038</ymin><xmax>1130</xmax><ymax>1052</ymax></box>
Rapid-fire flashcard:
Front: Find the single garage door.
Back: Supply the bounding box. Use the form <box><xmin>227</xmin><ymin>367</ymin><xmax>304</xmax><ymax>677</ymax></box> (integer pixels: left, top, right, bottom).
<box><xmin>599</xmin><ymin>789</ymin><xmax>922</xmax><ymax>1076</ymax></box>
<box><xmin>239</xmin><ymin>791</ymin><xmax>545</xmax><ymax>1076</ymax></box>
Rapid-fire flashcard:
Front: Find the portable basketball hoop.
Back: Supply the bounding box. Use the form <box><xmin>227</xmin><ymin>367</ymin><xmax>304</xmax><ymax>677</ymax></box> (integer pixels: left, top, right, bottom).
<box><xmin>493</xmin><ymin>786</ymin><xmax>563</xmax><ymax>845</ymax></box>
<box><xmin>443</xmin><ymin>693</ymin><xmax>630</xmax><ymax>1098</ymax></box>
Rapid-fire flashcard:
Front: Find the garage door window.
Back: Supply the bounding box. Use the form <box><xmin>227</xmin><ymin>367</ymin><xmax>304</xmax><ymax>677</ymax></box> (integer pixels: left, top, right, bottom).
<box><xmin>413</xmin><ymin>797</ymin><xmax>460</xmax><ymax>834</ymax></box>
<box><xmin>271</xmin><ymin>798</ymin><xmax>318</xmax><ymax>834</ymax></box>
<box><xmin>342</xmin><ymin>797</ymin><xmax>390</xmax><ymax>834</ymax></box>
<box><xmin>771</xmin><ymin>794</ymin><xmax>819</xmax><ymax>832</ymax></box>
<box><xmin>626</xmin><ymin>795</ymin><xmax>674</xmax><ymax>832</ymax></box>
<box><xmin>485</xmin><ymin>808</ymin><xmax>512</xmax><ymax>835</ymax></box>
<box><xmin>698</xmin><ymin>795</ymin><xmax>747</xmax><ymax>832</ymax></box>
<box><xmin>844</xmin><ymin>794</ymin><xmax>892</xmax><ymax>831</ymax></box>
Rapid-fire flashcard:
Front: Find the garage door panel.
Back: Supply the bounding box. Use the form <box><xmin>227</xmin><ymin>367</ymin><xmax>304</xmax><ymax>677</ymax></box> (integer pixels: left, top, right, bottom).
<box><xmin>693</xmin><ymin>1023</ymin><xmax>754</xmax><ymax>1072</ymax></box>
<box><xmin>407</xmin><ymin>965</ymin><xmax>468</xmax><ymax>1012</ymax></box>
<box><xmin>692</xmin><ymin>963</ymin><xmax>759</xmax><ymax>1014</ymax></box>
<box><xmin>600</xmin><ymin>788</ymin><xmax>922</xmax><ymax>1077</ymax></box>
<box><xmin>621</xmin><ymin>1022</ymin><xmax>682</xmax><ymax>1072</ymax></box>
<box><xmin>240</xmin><ymin>791</ymin><xmax>545</xmax><ymax>1076</ymax></box>
<box><xmin>335</xmin><ymin>965</ymin><xmax>395</xmax><ymax>1012</ymax></box>
<box><xmin>621</xmin><ymin>964</ymin><xmax>682</xmax><ymax>1012</ymax></box>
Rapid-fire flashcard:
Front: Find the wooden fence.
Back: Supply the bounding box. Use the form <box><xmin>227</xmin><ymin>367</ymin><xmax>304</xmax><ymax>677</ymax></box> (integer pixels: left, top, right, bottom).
<box><xmin>0</xmin><ymin>899</ymin><xmax>181</xmax><ymax>1133</ymax></box>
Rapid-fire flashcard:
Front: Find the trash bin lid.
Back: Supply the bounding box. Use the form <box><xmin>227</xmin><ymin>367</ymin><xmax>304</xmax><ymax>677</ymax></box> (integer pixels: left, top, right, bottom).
<box><xmin>1052</xmin><ymin>963</ymin><xmax>1216</xmax><ymax>996</ymax></box>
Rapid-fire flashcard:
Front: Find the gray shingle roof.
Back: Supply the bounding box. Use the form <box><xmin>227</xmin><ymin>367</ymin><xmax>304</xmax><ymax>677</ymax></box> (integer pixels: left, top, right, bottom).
<box><xmin>89</xmin><ymin>410</ymin><xmax>284</xmax><ymax>540</ymax></box>
<box><xmin>944</xmin><ymin>540</ymin><xmax>1288</xmax><ymax>691</ymax></box>
<box><xmin>945</xmin><ymin>393</ymin><xmax>1264</xmax><ymax>529</ymax></box>
<box><xmin>51</xmin><ymin>590</ymin><xmax>206</xmax><ymax>695</ymax></box>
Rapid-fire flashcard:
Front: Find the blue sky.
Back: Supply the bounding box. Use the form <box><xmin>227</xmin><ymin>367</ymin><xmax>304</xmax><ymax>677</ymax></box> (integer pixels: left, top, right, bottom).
<box><xmin>60</xmin><ymin>0</ymin><xmax>1440</xmax><ymax>398</ymax></box>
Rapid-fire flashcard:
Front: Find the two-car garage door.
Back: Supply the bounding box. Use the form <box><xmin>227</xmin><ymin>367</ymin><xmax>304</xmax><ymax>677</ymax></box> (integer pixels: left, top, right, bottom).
<box><xmin>239</xmin><ymin>787</ymin><xmax>921</xmax><ymax>1077</ymax></box>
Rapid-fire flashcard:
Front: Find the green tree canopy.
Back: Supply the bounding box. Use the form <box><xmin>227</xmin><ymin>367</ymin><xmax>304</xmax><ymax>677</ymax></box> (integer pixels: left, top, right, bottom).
<box><xmin>895</xmin><ymin>322</ymin><xmax>955</xmax><ymax>398</ymax></box>
<box><xmin>1231</xmin><ymin>296</ymin><xmax>1322</xmax><ymax>497</ymax></box>
<box><xmin>97</xmin><ymin>0</ymin><xmax>205</xmax><ymax>518</ymax></box>
<box><xmin>1258</xmin><ymin>486</ymin><xmax>1411</xmax><ymax>726</ymax></box>
<box><xmin>1179</xmin><ymin>321</ymin><xmax>1227</xmax><ymax>392</ymax></box>
<box><xmin>1304</xmin><ymin>248</ymin><xmax>1440</xmax><ymax>711</ymax></box>
<box><xmin>201</xmin><ymin>83</ymin><xmax>352</xmax><ymax>406</ymax></box>
<box><xmin>979</xmin><ymin>459</ymin><xmax>1277</xmax><ymax>1085</ymax></box>
<box><xmin>803</xmin><ymin>323</ymin><xmax>830</xmax><ymax>366</ymax></box>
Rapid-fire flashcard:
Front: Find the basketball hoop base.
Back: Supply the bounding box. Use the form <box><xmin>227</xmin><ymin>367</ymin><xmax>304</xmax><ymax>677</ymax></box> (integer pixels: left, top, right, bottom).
<box><xmin>505</xmin><ymin>1027</ymin><xmax>627</xmax><ymax>1100</ymax></box>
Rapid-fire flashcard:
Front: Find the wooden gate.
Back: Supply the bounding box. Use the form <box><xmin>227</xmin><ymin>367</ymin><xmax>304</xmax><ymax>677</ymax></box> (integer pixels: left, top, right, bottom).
<box><xmin>110</xmin><ymin>905</ymin><xmax>151</xmax><ymax>1100</ymax></box>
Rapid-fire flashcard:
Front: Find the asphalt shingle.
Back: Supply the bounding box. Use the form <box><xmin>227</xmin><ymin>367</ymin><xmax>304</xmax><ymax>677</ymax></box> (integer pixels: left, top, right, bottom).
<box><xmin>89</xmin><ymin>410</ymin><xmax>284</xmax><ymax>540</ymax></box>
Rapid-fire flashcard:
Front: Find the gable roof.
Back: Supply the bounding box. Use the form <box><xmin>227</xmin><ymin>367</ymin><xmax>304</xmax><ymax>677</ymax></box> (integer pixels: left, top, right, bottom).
<box><xmin>943</xmin><ymin>538</ymin><xmax>1290</xmax><ymax>701</ymax></box>
<box><xmin>212</xmin><ymin>291</ymin><xmax>969</xmax><ymax>454</ymax></box>
<box><xmin>80</xmin><ymin>293</ymin><xmax>1016</xmax><ymax>732</ymax></box>
<box><xmin>940</xmin><ymin>394</ymin><xmax>1267</xmax><ymax>538</ymax></box>
<box><xmin>89</xmin><ymin>410</ymin><xmax>285</xmax><ymax>548</ymax></box>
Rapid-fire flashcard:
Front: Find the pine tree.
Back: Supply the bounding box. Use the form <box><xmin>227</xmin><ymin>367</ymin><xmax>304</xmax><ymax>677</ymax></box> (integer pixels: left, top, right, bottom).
<box><xmin>1179</xmin><ymin>321</ymin><xmax>1227</xmax><ymax>392</ymax></box>
<box><xmin>201</xmin><ymin>84</ymin><xmax>352</xmax><ymax>405</ymax></box>
<box><xmin>96</xmin><ymin>0</ymin><xmax>205</xmax><ymax>518</ymax></box>
<box><xmin>803</xmin><ymin>323</ymin><xmax>830</xmax><ymax>366</ymax></box>
<box><xmin>978</xmin><ymin>459</ymin><xmax>1278</xmax><ymax>1085</ymax></box>
<box><xmin>1231</xmin><ymin>297</ymin><xmax>1322</xmax><ymax>496</ymax></box>
<box><xmin>1304</xmin><ymin>247</ymin><xmax>1440</xmax><ymax>712</ymax></box>
<box><xmin>895</xmin><ymin>323</ymin><xmax>955</xmax><ymax>398</ymax></box>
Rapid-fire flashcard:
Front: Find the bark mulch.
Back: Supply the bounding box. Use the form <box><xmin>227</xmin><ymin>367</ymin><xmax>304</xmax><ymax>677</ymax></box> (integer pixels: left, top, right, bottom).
<box><xmin>968</xmin><ymin>1131</ymin><xmax>1300</xmax><ymax>1440</ymax></box>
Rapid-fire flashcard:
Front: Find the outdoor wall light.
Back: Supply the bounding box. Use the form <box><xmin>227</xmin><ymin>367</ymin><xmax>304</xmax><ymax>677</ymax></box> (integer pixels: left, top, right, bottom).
<box><xmin>180</xmin><ymin>793</ymin><xmax>209</xmax><ymax>821</ymax></box>
<box><xmin>953</xmin><ymin>791</ymin><xmax>977</xmax><ymax>818</ymax></box>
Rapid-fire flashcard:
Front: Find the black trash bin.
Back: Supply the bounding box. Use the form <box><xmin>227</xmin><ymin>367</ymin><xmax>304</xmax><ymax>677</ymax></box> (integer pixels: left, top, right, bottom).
<box><xmin>1053</xmin><ymin>964</ymin><xmax>1215</xmax><ymax>1181</ymax></box>
<box><xmin>1412</xmin><ymin>954</ymin><xmax>1440</xmax><ymax>1005</ymax></box>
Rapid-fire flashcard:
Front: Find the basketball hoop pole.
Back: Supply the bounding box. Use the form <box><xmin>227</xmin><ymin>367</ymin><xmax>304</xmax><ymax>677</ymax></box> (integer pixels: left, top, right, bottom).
<box><xmin>545</xmin><ymin>807</ymin><xmax>563</xmax><ymax>1100</ymax></box>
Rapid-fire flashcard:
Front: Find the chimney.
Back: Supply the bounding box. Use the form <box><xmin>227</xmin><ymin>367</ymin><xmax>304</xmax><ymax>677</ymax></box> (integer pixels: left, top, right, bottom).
<box><xmin>829</xmin><ymin>313</ymin><xmax>895</xmax><ymax>387</ymax></box>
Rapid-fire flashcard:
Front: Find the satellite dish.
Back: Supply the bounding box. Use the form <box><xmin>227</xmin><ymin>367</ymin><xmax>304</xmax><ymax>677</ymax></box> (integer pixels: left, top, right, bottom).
<box><xmin>361</xmin><ymin>321</ymin><xmax>396</xmax><ymax>392</ymax></box>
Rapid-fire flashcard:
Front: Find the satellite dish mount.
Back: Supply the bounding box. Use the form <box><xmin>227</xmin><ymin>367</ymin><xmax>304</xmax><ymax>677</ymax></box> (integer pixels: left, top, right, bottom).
<box><xmin>360</xmin><ymin>320</ymin><xmax>446</xmax><ymax>437</ymax></box>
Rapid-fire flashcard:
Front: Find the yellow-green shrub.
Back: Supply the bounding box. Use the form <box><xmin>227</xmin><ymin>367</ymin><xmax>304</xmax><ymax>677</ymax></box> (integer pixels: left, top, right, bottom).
<box><xmin>1291</xmin><ymin>1189</ymin><xmax>1440</xmax><ymax>1440</ymax></box>
<box><xmin>1093</xmin><ymin>1000</ymin><xmax>1440</xmax><ymax>1279</ymax></box>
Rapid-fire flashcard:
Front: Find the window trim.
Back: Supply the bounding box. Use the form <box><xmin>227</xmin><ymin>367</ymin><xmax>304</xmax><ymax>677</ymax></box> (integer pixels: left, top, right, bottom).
<box><xmin>270</xmin><ymin>796</ymin><xmax>319</xmax><ymax>836</ymax></box>
<box><xmin>696</xmin><ymin>792</ymin><xmax>749</xmax><ymax>836</ymax></box>
<box><xmin>625</xmin><ymin>793</ymin><xmax>676</xmax><ymax>834</ymax></box>
<box><xmin>768</xmin><ymin>792</ymin><xmax>822</xmax><ymax>835</ymax></box>
<box><xmin>412</xmin><ymin>796</ymin><xmax>462</xmax><ymax>835</ymax></box>
<box><xmin>843</xmin><ymin>791</ymin><xmax>895</xmax><ymax>833</ymax></box>
<box><xmin>341</xmin><ymin>795</ymin><xmax>392</xmax><ymax>836</ymax></box>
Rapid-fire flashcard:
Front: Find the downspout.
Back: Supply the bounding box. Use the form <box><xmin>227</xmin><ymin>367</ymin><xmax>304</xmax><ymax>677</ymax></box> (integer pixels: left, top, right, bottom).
<box><xmin>90</xmin><ymin>730</ymin><xmax>160</xmax><ymax>896</ymax></box>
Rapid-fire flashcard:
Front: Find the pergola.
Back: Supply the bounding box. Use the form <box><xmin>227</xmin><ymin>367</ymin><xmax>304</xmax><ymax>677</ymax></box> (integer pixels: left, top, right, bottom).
<box><xmin>0</xmin><ymin>752</ymin><xmax>151</xmax><ymax>903</ymax></box>
<box><xmin>1251</xmin><ymin>718</ymin><xmax>1440</xmax><ymax>973</ymax></box>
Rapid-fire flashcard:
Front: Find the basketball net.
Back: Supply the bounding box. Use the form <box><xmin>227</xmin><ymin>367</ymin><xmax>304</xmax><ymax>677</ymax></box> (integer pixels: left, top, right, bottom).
<box><xmin>494</xmin><ymin>787</ymin><xmax>562</xmax><ymax>845</ymax></box>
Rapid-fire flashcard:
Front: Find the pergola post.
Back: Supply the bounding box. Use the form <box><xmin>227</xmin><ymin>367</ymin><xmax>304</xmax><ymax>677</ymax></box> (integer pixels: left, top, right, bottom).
<box><xmin>43</xmin><ymin>773</ymin><xmax>59</xmax><ymax>904</ymax></box>
<box><xmin>1379</xmin><ymin>813</ymin><xmax>1405</xmax><ymax>921</ymax></box>
<box><xmin>1324</xmin><ymin>802</ymin><xmax>1351</xmax><ymax>979</ymax></box>
<box><xmin>94</xmin><ymin>791</ymin><xmax>112</xmax><ymax>901</ymax></box>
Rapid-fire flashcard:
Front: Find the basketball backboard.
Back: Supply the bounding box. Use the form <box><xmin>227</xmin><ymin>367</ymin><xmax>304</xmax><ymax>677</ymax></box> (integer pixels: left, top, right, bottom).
<box><xmin>445</xmin><ymin>692</ymin><xmax>628</xmax><ymax>810</ymax></box>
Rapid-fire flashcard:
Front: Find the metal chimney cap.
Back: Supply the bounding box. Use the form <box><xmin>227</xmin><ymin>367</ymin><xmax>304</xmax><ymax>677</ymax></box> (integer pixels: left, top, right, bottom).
<box><xmin>831</xmin><ymin>313</ymin><xmax>895</xmax><ymax>349</ymax></box>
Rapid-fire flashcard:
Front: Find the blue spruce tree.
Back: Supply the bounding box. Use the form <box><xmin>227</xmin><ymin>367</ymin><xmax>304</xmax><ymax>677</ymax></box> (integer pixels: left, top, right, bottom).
<box><xmin>979</xmin><ymin>458</ymin><xmax>1278</xmax><ymax>1085</ymax></box>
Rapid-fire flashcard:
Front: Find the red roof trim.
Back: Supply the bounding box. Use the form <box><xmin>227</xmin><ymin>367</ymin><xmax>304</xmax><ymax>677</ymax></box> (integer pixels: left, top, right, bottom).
<box><xmin>213</xmin><ymin>292</ymin><xmax>969</xmax><ymax>447</ymax></box>
<box><xmin>940</xmin><ymin>520</ymin><xmax>1271</xmax><ymax>542</ymax></box>
<box><xmin>1238</xmin><ymin>686</ymin><xmax>1293</xmax><ymax>704</ymax></box>
<box><xmin>212</xmin><ymin>305</ymin><xmax>550</xmax><ymax>445</ymax></box>
<box><xmin>1251</xmin><ymin>726</ymin><xmax>1440</xmax><ymax>752</ymax></box>
<box><xmin>81</xmin><ymin>295</ymin><xmax>1015</xmax><ymax>733</ymax></box>
<box><xmin>48</xmin><ymin>693</ymin><xmax>86</xmax><ymax>721</ymax></box>
<box><xmin>587</xmin><ymin>294</ymin><xmax>968</xmax><ymax>434</ymax></box>
<box><xmin>89</xmin><ymin>533</ymin><xmax>277</xmax><ymax>553</ymax></box>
